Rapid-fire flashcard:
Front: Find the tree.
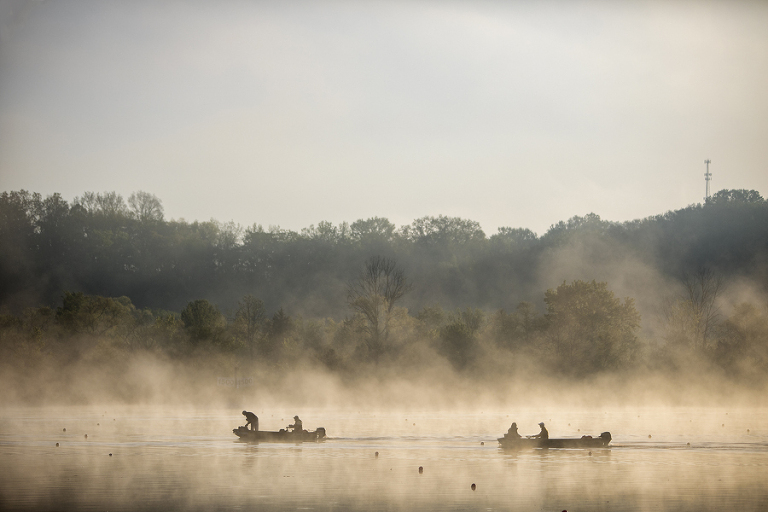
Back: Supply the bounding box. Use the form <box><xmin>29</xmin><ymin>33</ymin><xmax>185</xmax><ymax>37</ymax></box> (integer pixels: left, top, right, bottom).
<box><xmin>234</xmin><ymin>295</ymin><xmax>265</xmax><ymax>358</ymax></box>
<box><xmin>263</xmin><ymin>308</ymin><xmax>293</xmax><ymax>357</ymax></box>
<box><xmin>706</xmin><ymin>189</ymin><xmax>764</xmax><ymax>205</ymax></box>
<box><xmin>490</xmin><ymin>227</ymin><xmax>538</xmax><ymax>250</ymax></box>
<box><xmin>713</xmin><ymin>302</ymin><xmax>768</xmax><ymax>378</ymax></box>
<box><xmin>400</xmin><ymin>215</ymin><xmax>485</xmax><ymax>246</ymax></box>
<box><xmin>544</xmin><ymin>280</ymin><xmax>641</xmax><ymax>375</ymax></box>
<box><xmin>347</xmin><ymin>256</ymin><xmax>410</xmax><ymax>360</ymax></box>
<box><xmin>350</xmin><ymin>217</ymin><xmax>397</xmax><ymax>244</ymax></box>
<box><xmin>128</xmin><ymin>191</ymin><xmax>164</xmax><ymax>223</ymax></box>
<box><xmin>492</xmin><ymin>301</ymin><xmax>544</xmax><ymax>350</ymax></box>
<box><xmin>55</xmin><ymin>292</ymin><xmax>136</xmax><ymax>337</ymax></box>
<box><xmin>437</xmin><ymin>308</ymin><xmax>485</xmax><ymax>370</ymax></box>
<box><xmin>439</xmin><ymin>320</ymin><xmax>475</xmax><ymax>370</ymax></box>
<box><xmin>665</xmin><ymin>268</ymin><xmax>723</xmax><ymax>350</ymax></box>
<box><xmin>73</xmin><ymin>191</ymin><xmax>128</xmax><ymax>218</ymax></box>
<box><xmin>180</xmin><ymin>299</ymin><xmax>225</xmax><ymax>343</ymax></box>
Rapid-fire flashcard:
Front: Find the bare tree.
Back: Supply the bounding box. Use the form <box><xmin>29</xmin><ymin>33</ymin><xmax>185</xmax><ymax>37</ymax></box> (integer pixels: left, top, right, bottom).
<box><xmin>681</xmin><ymin>267</ymin><xmax>723</xmax><ymax>348</ymax></box>
<box><xmin>666</xmin><ymin>268</ymin><xmax>723</xmax><ymax>350</ymax></box>
<box><xmin>128</xmin><ymin>191</ymin><xmax>164</xmax><ymax>222</ymax></box>
<box><xmin>347</xmin><ymin>256</ymin><xmax>411</xmax><ymax>360</ymax></box>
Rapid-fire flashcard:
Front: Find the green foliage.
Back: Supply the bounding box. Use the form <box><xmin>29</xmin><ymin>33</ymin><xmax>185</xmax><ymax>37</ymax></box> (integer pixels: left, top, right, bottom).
<box><xmin>56</xmin><ymin>292</ymin><xmax>137</xmax><ymax>337</ymax></box>
<box><xmin>706</xmin><ymin>189</ymin><xmax>764</xmax><ymax>205</ymax></box>
<box><xmin>180</xmin><ymin>299</ymin><xmax>225</xmax><ymax>343</ymax></box>
<box><xmin>350</xmin><ymin>217</ymin><xmax>397</xmax><ymax>244</ymax></box>
<box><xmin>2</xmin><ymin>187</ymin><xmax>768</xmax><ymax>383</ymax></box>
<box><xmin>491</xmin><ymin>302</ymin><xmax>545</xmax><ymax>350</ymax></box>
<box><xmin>234</xmin><ymin>295</ymin><xmax>266</xmax><ymax>358</ymax></box>
<box><xmin>3</xmin><ymin>188</ymin><xmax>768</xmax><ymax>320</ymax></box>
<box><xmin>439</xmin><ymin>320</ymin><xmax>476</xmax><ymax>370</ymax></box>
<box><xmin>713</xmin><ymin>303</ymin><xmax>768</xmax><ymax>380</ymax></box>
<box><xmin>400</xmin><ymin>215</ymin><xmax>485</xmax><ymax>246</ymax></box>
<box><xmin>544</xmin><ymin>280</ymin><xmax>641</xmax><ymax>375</ymax></box>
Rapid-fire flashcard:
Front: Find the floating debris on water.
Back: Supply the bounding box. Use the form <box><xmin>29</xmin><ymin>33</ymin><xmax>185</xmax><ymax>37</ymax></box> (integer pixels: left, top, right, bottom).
<box><xmin>418</xmin><ymin>466</ymin><xmax>423</xmax><ymax>474</ymax></box>
<box><xmin>471</xmin><ymin>483</ymin><xmax>476</xmax><ymax>491</ymax></box>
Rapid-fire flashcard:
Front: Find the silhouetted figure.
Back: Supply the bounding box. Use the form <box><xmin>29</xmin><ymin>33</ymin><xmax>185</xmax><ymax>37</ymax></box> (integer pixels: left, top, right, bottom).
<box><xmin>288</xmin><ymin>415</ymin><xmax>303</xmax><ymax>433</ymax></box>
<box><xmin>506</xmin><ymin>422</ymin><xmax>521</xmax><ymax>439</ymax></box>
<box><xmin>242</xmin><ymin>411</ymin><xmax>259</xmax><ymax>431</ymax></box>
<box><xmin>530</xmin><ymin>422</ymin><xmax>548</xmax><ymax>440</ymax></box>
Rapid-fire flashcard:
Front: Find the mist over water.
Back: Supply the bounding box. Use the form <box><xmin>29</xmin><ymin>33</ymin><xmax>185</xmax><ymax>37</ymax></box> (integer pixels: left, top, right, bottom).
<box><xmin>2</xmin><ymin>405</ymin><xmax>767</xmax><ymax>511</ymax></box>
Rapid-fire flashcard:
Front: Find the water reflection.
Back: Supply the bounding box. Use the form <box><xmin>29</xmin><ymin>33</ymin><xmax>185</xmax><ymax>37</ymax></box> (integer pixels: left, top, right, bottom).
<box><xmin>0</xmin><ymin>407</ymin><xmax>767</xmax><ymax>511</ymax></box>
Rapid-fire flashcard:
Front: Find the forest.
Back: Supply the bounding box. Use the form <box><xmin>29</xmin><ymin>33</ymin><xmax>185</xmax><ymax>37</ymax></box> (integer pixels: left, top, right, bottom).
<box><xmin>1</xmin><ymin>188</ymin><xmax>768</xmax><ymax>404</ymax></box>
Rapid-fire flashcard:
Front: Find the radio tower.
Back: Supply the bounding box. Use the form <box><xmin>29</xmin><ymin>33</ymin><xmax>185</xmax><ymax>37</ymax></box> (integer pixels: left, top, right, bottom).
<box><xmin>704</xmin><ymin>159</ymin><xmax>712</xmax><ymax>201</ymax></box>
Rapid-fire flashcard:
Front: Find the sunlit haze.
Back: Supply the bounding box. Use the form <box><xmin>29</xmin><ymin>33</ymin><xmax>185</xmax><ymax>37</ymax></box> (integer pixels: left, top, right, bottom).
<box><xmin>1</xmin><ymin>0</ymin><xmax>767</xmax><ymax>234</ymax></box>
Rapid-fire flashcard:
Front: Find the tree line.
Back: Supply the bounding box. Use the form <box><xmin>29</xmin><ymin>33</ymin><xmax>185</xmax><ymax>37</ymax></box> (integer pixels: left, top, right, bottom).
<box><xmin>1</xmin><ymin>188</ymin><xmax>768</xmax><ymax>383</ymax></box>
<box><xmin>2</xmin><ymin>188</ymin><xmax>767</xmax><ymax>319</ymax></box>
<box><xmin>2</xmin><ymin>269</ymin><xmax>767</xmax><ymax>383</ymax></box>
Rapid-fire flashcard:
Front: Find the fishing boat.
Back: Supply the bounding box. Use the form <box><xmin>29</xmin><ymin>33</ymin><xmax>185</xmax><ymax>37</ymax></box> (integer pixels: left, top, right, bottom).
<box><xmin>498</xmin><ymin>431</ymin><xmax>611</xmax><ymax>449</ymax></box>
<box><xmin>233</xmin><ymin>425</ymin><xmax>327</xmax><ymax>443</ymax></box>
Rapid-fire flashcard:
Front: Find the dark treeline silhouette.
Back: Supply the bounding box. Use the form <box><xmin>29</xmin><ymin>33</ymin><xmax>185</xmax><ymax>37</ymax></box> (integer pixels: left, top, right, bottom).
<box><xmin>2</xmin><ymin>188</ymin><xmax>767</xmax><ymax>316</ymax></box>
<box><xmin>1</xmin><ymin>188</ymin><xmax>768</xmax><ymax>393</ymax></box>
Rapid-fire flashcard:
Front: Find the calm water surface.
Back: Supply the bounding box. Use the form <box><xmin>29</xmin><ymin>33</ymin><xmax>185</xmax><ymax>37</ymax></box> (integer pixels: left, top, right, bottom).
<box><xmin>1</xmin><ymin>406</ymin><xmax>767</xmax><ymax>511</ymax></box>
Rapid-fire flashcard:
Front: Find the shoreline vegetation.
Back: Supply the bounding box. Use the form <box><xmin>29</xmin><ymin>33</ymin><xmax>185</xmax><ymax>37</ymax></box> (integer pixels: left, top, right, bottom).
<box><xmin>1</xmin><ymin>189</ymin><xmax>768</xmax><ymax>406</ymax></box>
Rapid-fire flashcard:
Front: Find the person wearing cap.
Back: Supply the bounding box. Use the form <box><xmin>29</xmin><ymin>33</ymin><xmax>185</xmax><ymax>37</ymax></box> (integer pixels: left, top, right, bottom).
<box><xmin>242</xmin><ymin>411</ymin><xmax>259</xmax><ymax>431</ymax></box>
<box><xmin>288</xmin><ymin>415</ymin><xmax>303</xmax><ymax>433</ymax></box>
<box><xmin>530</xmin><ymin>422</ymin><xmax>548</xmax><ymax>440</ymax></box>
<box><xmin>506</xmin><ymin>422</ymin><xmax>521</xmax><ymax>439</ymax></box>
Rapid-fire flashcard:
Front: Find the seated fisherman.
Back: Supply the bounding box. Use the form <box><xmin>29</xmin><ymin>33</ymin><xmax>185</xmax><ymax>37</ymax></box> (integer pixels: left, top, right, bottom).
<box><xmin>505</xmin><ymin>422</ymin><xmax>521</xmax><ymax>439</ymax></box>
<box><xmin>242</xmin><ymin>410</ymin><xmax>259</xmax><ymax>431</ymax></box>
<box><xmin>288</xmin><ymin>415</ymin><xmax>303</xmax><ymax>432</ymax></box>
<box><xmin>530</xmin><ymin>422</ymin><xmax>548</xmax><ymax>440</ymax></box>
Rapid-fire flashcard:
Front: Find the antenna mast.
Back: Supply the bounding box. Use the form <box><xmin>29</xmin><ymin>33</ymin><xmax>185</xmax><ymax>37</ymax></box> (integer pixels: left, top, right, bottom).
<box><xmin>704</xmin><ymin>159</ymin><xmax>712</xmax><ymax>201</ymax></box>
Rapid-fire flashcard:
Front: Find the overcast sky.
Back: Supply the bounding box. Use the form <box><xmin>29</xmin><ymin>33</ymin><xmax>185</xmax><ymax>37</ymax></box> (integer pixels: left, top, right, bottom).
<box><xmin>1</xmin><ymin>0</ymin><xmax>766</xmax><ymax>235</ymax></box>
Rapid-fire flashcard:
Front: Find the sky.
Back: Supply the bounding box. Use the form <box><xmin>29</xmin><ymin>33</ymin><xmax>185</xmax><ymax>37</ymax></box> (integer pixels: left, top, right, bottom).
<box><xmin>1</xmin><ymin>0</ymin><xmax>766</xmax><ymax>236</ymax></box>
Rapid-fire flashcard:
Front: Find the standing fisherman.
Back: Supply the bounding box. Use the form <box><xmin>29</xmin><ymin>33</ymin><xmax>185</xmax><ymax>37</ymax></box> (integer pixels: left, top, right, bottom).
<box><xmin>242</xmin><ymin>411</ymin><xmax>259</xmax><ymax>431</ymax></box>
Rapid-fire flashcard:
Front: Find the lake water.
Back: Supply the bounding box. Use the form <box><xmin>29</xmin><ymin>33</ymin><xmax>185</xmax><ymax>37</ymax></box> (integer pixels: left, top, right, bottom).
<box><xmin>1</xmin><ymin>405</ymin><xmax>767</xmax><ymax>511</ymax></box>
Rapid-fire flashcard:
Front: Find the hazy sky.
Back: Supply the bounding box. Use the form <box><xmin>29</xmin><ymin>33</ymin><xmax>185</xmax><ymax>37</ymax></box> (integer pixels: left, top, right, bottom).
<box><xmin>1</xmin><ymin>0</ymin><xmax>766</xmax><ymax>235</ymax></box>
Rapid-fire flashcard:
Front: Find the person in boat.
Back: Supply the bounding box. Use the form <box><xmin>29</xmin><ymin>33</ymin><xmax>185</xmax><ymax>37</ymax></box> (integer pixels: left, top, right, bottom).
<box><xmin>530</xmin><ymin>422</ymin><xmax>548</xmax><ymax>440</ymax></box>
<box><xmin>242</xmin><ymin>411</ymin><xmax>259</xmax><ymax>431</ymax></box>
<box><xmin>505</xmin><ymin>422</ymin><xmax>521</xmax><ymax>439</ymax></box>
<box><xmin>288</xmin><ymin>415</ymin><xmax>303</xmax><ymax>433</ymax></box>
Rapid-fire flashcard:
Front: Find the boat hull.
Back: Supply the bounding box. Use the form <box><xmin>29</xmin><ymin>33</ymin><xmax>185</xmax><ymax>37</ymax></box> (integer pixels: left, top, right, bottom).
<box><xmin>498</xmin><ymin>432</ymin><xmax>611</xmax><ymax>449</ymax></box>
<box><xmin>233</xmin><ymin>426</ymin><xmax>327</xmax><ymax>443</ymax></box>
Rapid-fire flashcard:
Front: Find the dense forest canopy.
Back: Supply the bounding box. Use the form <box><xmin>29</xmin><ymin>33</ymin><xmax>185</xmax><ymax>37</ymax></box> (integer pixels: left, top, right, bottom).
<box><xmin>1</xmin><ymin>188</ymin><xmax>768</xmax><ymax>404</ymax></box>
<box><xmin>2</xmin><ymin>188</ymin><xmax>766</xmax><ymax>317</ymax></box>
